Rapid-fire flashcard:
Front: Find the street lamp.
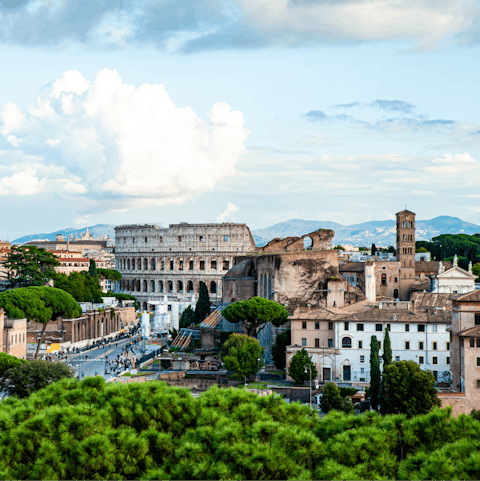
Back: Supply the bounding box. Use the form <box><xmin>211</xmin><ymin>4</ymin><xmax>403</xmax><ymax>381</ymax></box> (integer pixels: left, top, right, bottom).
<box><xmin>304</xmin><ymin>365</ymin><xmax>312</xmax><ymax>408</ymax></box>
<box><xmin>257</xmin><ymin>357</ymin><xmax>260</xmax><ymax>393</ymax></box>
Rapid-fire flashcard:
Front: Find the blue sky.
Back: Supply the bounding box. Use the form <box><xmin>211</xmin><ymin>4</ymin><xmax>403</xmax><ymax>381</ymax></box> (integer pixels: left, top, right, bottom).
<box><xmin>0</xmin><ymin>0</ymin><xmax>479</xmax><ymax>240</ymax></box>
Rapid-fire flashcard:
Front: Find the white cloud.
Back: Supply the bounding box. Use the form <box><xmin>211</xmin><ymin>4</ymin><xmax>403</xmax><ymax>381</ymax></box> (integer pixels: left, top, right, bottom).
<box><xmin>6</xmin><ymin>135</ymin><xmax>22</xmax><ymax>147</ymax></box>
<box><xmin>0</xmin><ymin>69</ymin><xmax>250</xmax><ymax>214</ymax></box>
<box><xmin>433</xmin><ymin>152</ymin><xmax>476</xmax><ymax>163</ymax></box>
<box><xmin>217</xmin><ymin>202</ymin><xmax>239</xmax><ymax>222</ymax></box>
<box><xmin>413</xmin><ymin>190</ymin><xmax>434</xmax><ymax>195</ymax></box>
<box><xmin>0</xmin><ymin>167</ymin><xmax>45</xmax><ymax>196</ymax></box>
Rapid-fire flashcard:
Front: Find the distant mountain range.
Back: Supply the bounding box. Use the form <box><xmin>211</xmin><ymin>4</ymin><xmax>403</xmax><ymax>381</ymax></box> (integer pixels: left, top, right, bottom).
<box><xmin>13</xmin><ymin>224</ymin><xmax>116</xmax><ymax>244</ymax></box>
<box><xmin>12</xmin><ymin>216</ymin><xmax>480</xmax><ymax>248</ymax></box>
<box><xmin>251</xmin><ymin>216</ymin><xmax>480</xmax><ymax>247</ymax></box>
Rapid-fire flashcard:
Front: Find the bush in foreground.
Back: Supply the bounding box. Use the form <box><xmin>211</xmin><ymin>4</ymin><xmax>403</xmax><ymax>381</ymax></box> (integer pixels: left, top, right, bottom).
<box><xmin>1</xmin><ymin>379</ymin><xmax>480</xmax><ymax>479</ymax></box>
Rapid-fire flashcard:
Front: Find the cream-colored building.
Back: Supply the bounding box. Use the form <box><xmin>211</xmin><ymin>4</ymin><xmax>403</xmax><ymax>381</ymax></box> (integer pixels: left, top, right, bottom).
<box><xmin>0</xmin><ymin>308</ymin><xmax>27</xmax><ymax>359</ymax></box>
<box><xmin>432</xmin><ymin>256</ymin><xmax>476</xmax><ymax>294</ymax></box>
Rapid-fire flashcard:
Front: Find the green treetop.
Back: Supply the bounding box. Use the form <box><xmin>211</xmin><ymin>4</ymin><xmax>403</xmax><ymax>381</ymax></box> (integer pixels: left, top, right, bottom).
<box><xmin>4</xmin><ymin>245</ymin><xmax>59</xmax><ymax>288</ymax></box>
<box><xmin>221</xmin><ymin>333</ymin><xmax>263</xmax><ymax>382</ymax></box>
<box><xmin>222</xmin><ymin>297</ymin><xmax>289</xmax><ymax>338</ymax></box>
<box><xmin>88</xmin><ymin>259</ymin><xmax>97</xmax><ymax>277</ymax></box>
<box><xmin>370</xmin><ymin>335</ymin><xmax>381</xmax><ymax>410</ymax></box>
<box><xmin>180</xmin><ymin>306</ymin><xmax>195</xmax><ymax>328</ymax></box>
<box><xmin>193</xmin><ymin>281</ymin><xmax>211</xmax><ymax>324</ymax></box>
<box><xmin>288</xmin><ymin>348</ymin><xmax>317</xmax><ymax>384</ymax></box>
<box><xmin>0</xmin><ymin>352</ymin><xmax>28</xmax><ymax>379</ymax></box>
<box><xmin>383</xmin><ymin>327</ymin><xmax>392</xmax><ymax>366</ymax></box>
<box><xmin>96</xmin><ymin>268</ymin><xmax>122</xmax><ymax>282</ymax></box>
<box><xmin>271</xmin><ymin>329</ymin><xmax>291</xmax><ymax>370</ymax></box>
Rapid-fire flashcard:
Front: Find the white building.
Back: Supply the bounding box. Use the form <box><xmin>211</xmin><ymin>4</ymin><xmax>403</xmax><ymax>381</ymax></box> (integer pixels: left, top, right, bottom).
<box><xmin>431</xmin><ymin>256</ymin><xmax>476</xmax><ymax>294</ymax></box>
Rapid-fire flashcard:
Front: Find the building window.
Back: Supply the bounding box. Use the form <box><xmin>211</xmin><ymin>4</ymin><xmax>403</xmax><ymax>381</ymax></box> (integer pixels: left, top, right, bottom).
<box><xmin>378</xmin><ymin>341</ymin><xmax>381</xmax><ymax>349</ymax></box>
<box><xmin>342</xmin><ymin>337</ymin><xmax>352</xmax><ymax>348</ymax></box>
<box><xmin>419</xmin><ymin>341</ymin><xmax>424</xmax><ymax>350</ymax></box>
<box><xmin>475</xmin><ymin>313</ymin><xmax>480</xmax><ymax>325</ymax></box>
<box><xmin>394</xmin><ymin>277</ymin><xmax>398</xmax><ymax>283</ymax></box>
<box><xmin>344</xmin><ymin>322</ymin><xmax>349</xmax><ymax>330</ymax></box>
<box><xmin>433</xmin><ymin>342</ymin><xmax>437</xmax><ymax>350</ymax></box>
<box><xmin>477</xmin><ymin>358</ymin><xmax>480</xmax><ymax>367</ymax></box>
<box><xmin>211</xmin><ymin>260</ymin><xmax>217</xmax><ymax>269</ymax></box>
<box><xmin>315</xmin><ymin>338</ymin><xmax>320</xmax><ymax>348</ymax></box>
<box><xmin>477</xmin><ymin>339</ymin><xmax>480</xmax><ymax>348</ymax></box>
<box><xmin>302</xmin><ymin>321</ymin><xmax>307</xmax><ymax>330</ymax></box>
<box><xmin>302</xmin><ymin>338</ymin><xmax>306</xmax><ymax>347</ymax></box>
<box><xmin>315</xmin><ymin>322</ymin><xmax>319</xmax><ymax>330</ymax></box>
<box><xmin>199</xmin><ymin>236</ymin><xmax>204</xmax><ymax>242</ymax></box>
<box><xmin>471</xmin><ymin>339</ymin><xmax>475</xmax><ymax>348</ymax></box>
<box><xmin>224</xmin><ymin>235</ymin><xmax>228</xmax><ymax>241</ymax></box>
<box><xmin>395</xmin><ymin>356</ymin><xmax>400</xmax><ymax>361</ymax></box>
<box><xmin>358</xmin><ymin>340</ymin><xmax>363</xmax><ymax>349</ymax></box>
<box><xmin>328</xmin><ymin>339</ymin><xmax>333</xmax><ymax>348</ymax></box>
<box><xmin>376</xmin><ymin>324</ymin><xmax>382</xmax><ymax>332</ymax></box>
<box><xmin>419</xmin><ymin>356</ymin><xmax>424</xmax><ymax>364</ymax></box>
<box><xmin>446</xmin><ymin>342</ymin><xmax>450</xmax><ymax>350</ymax></box>
<box><xmin>381</xmin><ymin>273</ymin><xmax>387</xmax><ymax>286</ymax></box>
<box><xmin>199</xmin><ymin>260</ymin><xmax>205</xmax><ymax>270</ymax></box>
<box><xmin>357</xmin><ymin>323</ymin><xmax>364</xmax><ymax>331</ymax></box>
<box><xmin>405</xmin><ymin>341</ymin><xmax>410</xmax><ymax>350</ymax></box>
<box><xmin>432</xmin><ymin>357</ymin><xmax>438</xmax><ymax>365</ymax></box>
<box><xmin>387</xmin><ymin>324</ymin><xmax>391</xmax><ymax>331</ymax></box>
<box><xmin>418</xmin><ymin>324</ymin><xmax>425</xmax><ymax>332</ymax></box>
<box><xmin>432</xmin><ymin>324</ymin><xmax>437</xmax><ymax>332</ymax></box>
<box><xmin>446</xmin><ymin>357</ymin><xmax>450</xmax><ymax>365</ymax></box>
<box><xmin>360</xmin><ymin>355</ymin><xmax>365</xmax><ymax>363</ymax></box>
<box><xmin>328</xmin><ymin>322</ymin><xmax>333</xmax><ymax>330</ymax></box>
<box><xmin>477</xmin><ymin>380</ymin><xmax>480</xmax><ymax>389</ymax></box>
<box><xmin>405</xmin><ymin>324</ymin><xmax>410</xmax><ymax>332</ymax></box>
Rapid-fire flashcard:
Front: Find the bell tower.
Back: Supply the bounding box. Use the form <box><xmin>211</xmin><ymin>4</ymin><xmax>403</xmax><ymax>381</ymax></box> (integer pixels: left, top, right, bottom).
<box><xmin>396</xmin><ymin>209</ymin><xmax>416</xmax><ymax>300</ymax></box>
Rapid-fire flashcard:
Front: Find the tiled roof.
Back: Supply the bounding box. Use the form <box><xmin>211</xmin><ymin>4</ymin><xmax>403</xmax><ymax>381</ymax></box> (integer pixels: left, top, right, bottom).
<box><xmin>456</xmin><ymin>326</ymin><xmax>480</xmax><ymax>337</ymax></box>
<box><xmin>415</xmin><ymin>261</ymin><xmax>452</xmax><ymax>273</ymax></box>
<box><xmin>340</xmin><ymin>262</ymin><xmax>365</xmax><ymax>273</ymax></box>
<box><xmin>338</xmin><ymin>306</ymin><xmax>451</xmax><ymax>324</ymax></box>
<box><xmin>453</xmin><ymin>290</ymin><xmax>480</xmax><ymax>302</ymax></box>
<box><xmin>411</xmin><ymin>292</ymin><xmax>456</xmax><ymax>309</ymax></box>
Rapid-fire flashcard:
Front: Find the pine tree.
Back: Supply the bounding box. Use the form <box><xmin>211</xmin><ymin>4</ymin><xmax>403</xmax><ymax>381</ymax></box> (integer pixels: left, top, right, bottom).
<box><xmin>383</xmin><ymin>327</ymin><xmax>392</xmax><ymax>366</ymax></box>
<box><xmin>371</xmin><ymin>243</ymin><xmax>377</xmax><ymax>256</ymax></box>
<box><xmin>193</xmin><ymin>282</ymin><xmax>211</xmax><ymax>324</ymax></box>
<box><xmin>288</xmin><ymin>348</ymin><xmax>318</xmax><ymax>384</ymax></box>
<box><xmin>88</xmin><ymin>259</ymin><xmax>97</xmax><ymax>278</ymax></box>
<box><xmin>180</xmin><ymin>306</ymin><xmax>195</xmax><ymax>328</ymax></box>
<box><xmin>320</xmin><ymin>382</ymin><xmax>343</xmax><ymax>413</ymax></box>
<box><xmin>370</xmin><ymin>335</ymin><xmax>381</xmax><ymax>410</ymax></box>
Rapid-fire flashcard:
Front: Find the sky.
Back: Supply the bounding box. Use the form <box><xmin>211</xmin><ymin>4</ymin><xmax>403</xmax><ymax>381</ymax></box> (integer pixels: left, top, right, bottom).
<box><xmin>0</xmin><ymin>0</ymin><xmax>480</xmax><ymax>240</ymax></box>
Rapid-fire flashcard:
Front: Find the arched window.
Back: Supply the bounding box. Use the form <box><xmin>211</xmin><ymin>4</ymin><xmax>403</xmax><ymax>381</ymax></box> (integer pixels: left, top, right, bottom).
<box><xmin>179</xmin><ymin>259</ymin><xmax>184</xmax><ymax>271</ymax></box>
<box><xmin>143</xmin><ymin>280</ymin><xmax>147</xmax><ymax>292</ymax></box>
<box><xmin>144</xmin><ymin>258</ymin><xmax>148</xmax><ymax>270</ymax></box>
<box><xmin>150</xmin><ymin>280</ymin><xmax>155</xmax><ymax>292</ymax></box>
<box><xmin>211</xmin><ymin>281</ymin><xmax>217</xmax><ymax>294</ymax></box>
<box><xmin>178</xmin><ymin>281</ymin><xmax>183</xmax><ymax>292</ymax></box>
<box><xmin>477</xmin><ymin>339</ymin><xmax>480</xmax><ymax>348</ymax></box>
<box><xmin>132</xmin><ymin>258</ymin><xmax>136</xmax><ymax>270</ymax></box>
<box><xmin>159</xmin><ymin>281</ymin><xmax>164</xmax><ymax>292</ymax></box>
<box><xmin>211</xmin><ymin>259</ymin><xmax>217</xmax><ymax>270</ymax></box>
<box><xmin>381</xmin><ymin>273</ymin><xmax>387</xmax><ymax>286</ymax></box>
<box><xmin>264</xmin><ymin>274</ymin><xmax>267</xmax><ymax>299</ymax></box>
<box><xmin>127</xmin><ymin>259</ymin><xmax>131</xmax><ymax>270</ymax></box>
<box><xmin>342</xmin><ymin>337</ymin><xmax>352</xmax><ymax>348</ymax></box>
<box><xmin>303</xmin><ymin>236</ymin><xmax>313</xmax><ymax>250</ymax></box>
<box><xmin>123</xmin><ymin>258</ymin><xmax>126</xmax><ymax>269</ymax></box>
<box><xmin>151</xmin><ymin>259</ymin><xmax>156</xmax><ymax>270</ymax></box>
<box><xmin>268</xmin><ymin>275</ymin><xmax>272</xmax><ymax>299</ymax></box>
<box><xmin>394</xmin><ymin>289</ymin><xmax>399</xmax><ymax>299</ymax></box>
<box><xmin>142</xmin><ymin>302</ymin><xmax>147</xmax><ymax>311</ymax></box>
<box><xmin>188</xmin><ymin>258</ymin><xmax>194</xmax><ymax>271</ymax></box>
<box><xmin>168</xmin><ymin>281</ymin><xmax>173</xmax><ymax>293</ymax></box>
<box><xmin>470</xmin><ymin>339</ymin><xmax>475</xmax><ymax>347</ymax></box>
<box><xmin>161</xmin><ymin>259</ymin><xmax>165</xmax><ymax>271</ymax></box>
<box><xmin>187</xmin><ymin>281</ymin><xmax>194</xmax><ymax>293</ymax></box>
<box><xmin>169</xmin><ymin>259</ymin><xmax>174</xmax><ymax>271</ymax></box>
<box><xmin>260</xmin><ymin>274</ymin><xmax>263</xmax><ymax>297</ymax></box>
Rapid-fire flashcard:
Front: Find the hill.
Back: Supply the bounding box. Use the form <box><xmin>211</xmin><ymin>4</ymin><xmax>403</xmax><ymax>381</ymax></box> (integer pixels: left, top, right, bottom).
<box><xmin>13</xmin><ymin>224</ymin><xmax>116</xmax><ymax>244</ymax></box>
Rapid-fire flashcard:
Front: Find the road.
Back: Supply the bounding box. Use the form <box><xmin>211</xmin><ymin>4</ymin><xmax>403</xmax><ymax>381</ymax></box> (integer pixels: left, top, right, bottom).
<box><xmin>62</xmin><ymin>332</ymin><xmax>157</xmax><ymax>380</ymax></box>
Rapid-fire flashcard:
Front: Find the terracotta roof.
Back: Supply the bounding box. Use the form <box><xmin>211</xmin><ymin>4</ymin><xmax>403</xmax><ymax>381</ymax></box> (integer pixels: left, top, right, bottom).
<box><xmin>396</xmin><ymin>209</ymin><xmax>416</xmax><ymax>216</ymax></box>
<box><xmin>453</xmin><ymin>290</ymin><xmax>480</xmax><ymax>302</ymax></box>
<box><xmin>338</xmin><ymin>306</ymin><xmax>451</xmax><ymax>324</ymax></box>
<box><xmin>415</xmin><ymin>261</ymin><xmax>452</xmax><ymax>273</ymax></box>
<box><xmin>411</xmin><ymin>292</ymin><xmax>456</xmax><ymax>309</ymax></box>
<box><xmin>456</xmin><ymin>326</ymin><xmax>480</xmax><ymax>337</ymax></box>
<box><xmin>340</xmin><ymin>262</ymin><xmax>365</xmax><ymax>273</ymax></box>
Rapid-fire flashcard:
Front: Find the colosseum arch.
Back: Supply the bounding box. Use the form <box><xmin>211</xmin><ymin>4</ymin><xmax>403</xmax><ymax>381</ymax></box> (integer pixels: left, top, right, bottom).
<box><xmin>178</xmin><ymin>259</ymin><xmax>184</xmax><ymax>271</ymax></box>
<box><xmin>187</xmin><ymin>280</ymin><xmax>194</xmax><ymax>293</ymax></box>
<box><xmin>188</xmin><ymin>258</ymin><xmax>194</xmax><ymax>271</ymax></box>
<box><xmin>169</xmin><ymin>259</ymin><xmax>174</xmax><ymax>271</ymax></box>
<box><xmin>132</xmin><ymin>258</ymin><xmax>135</xmax><ymax>270</ymax></box>
<box><xmin>159</xmin><ymin>280</ymin><xmax>164</xmax><ymax>292</ymax></box>
<box><xmin>144</xmin><ymin>258</ymin><xmax>148</xmax><ymax>270</ymax></box>
<box><xmin>143</xmin><ymin>280</ymin><xmax>148</xmax><ymax>292</ymax></box>
<box><xmin>260</xmin><ymin>274</ymin><xmax>263</xmax><ymax>297</ymax></box>
<box><xmin>223</xmin><ymin>258</ymin><xmax>230</xmax><ymax>271</ymax></box>
<box><xmin>303</xmin><ymin>236</ymin><xmax>313</xmax><ymax>250</ymax></box>
<box><xmin>127</xmin><ymin>259</ymin><xmax>131</xmax><ymax>270</ymax></box>
<box><xmin>150</xmin><ymin>280</ymin><xmax>155</xmax><ymax>292</ymax></box>
<box><xmin>161</xmin><ymin>259</ymin><xmax>165</xmax><ymax>271</ymax></box>
<box><xmin>178</xmin><ymin>280</ymin><xmax>183</xmax><ymax>293</ymax></box>
<box><xmin>211</xmin><ymin>258</ymin><xmax>217</xmax><ymax>270</ymax></box>
<box><xmin>151</xmin><ymin>258</ymin><xmax>156</xmax><ymax>270</ymax></box>
<box><xmin>167</xmin><ymin>280</ymin><xmax>173</xmax><ymax>293</ymax></box>
<box><xmin>142</xmin><ymin>302</ymin><xmax>148</xmax><ymax>311</ymax></box>
<box><xmin>210</xmin><ymin>281</ymin><xmax>217</xmax><ymax>294</ymax></box>
<box><xmin>199</xmin><ymin>258</ymin><xmax>205</xmax><ymax>271</ymax></box>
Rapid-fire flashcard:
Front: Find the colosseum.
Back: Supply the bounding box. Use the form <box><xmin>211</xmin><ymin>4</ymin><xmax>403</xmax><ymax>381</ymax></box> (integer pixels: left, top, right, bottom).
<box><xmin>114</xmin><ymin>223</ymin><xmax>257</xmax><ymax>310</ymax></box>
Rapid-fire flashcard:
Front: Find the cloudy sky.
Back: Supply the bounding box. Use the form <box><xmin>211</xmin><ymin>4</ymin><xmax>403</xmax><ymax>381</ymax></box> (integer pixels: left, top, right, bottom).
<box><xmin>0</xmin><ymin>0</ymin><xmax>479</xmax><ymax>240</ymax></box>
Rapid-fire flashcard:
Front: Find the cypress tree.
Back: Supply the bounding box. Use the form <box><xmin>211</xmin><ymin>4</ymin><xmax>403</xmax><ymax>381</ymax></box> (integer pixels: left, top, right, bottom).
<box><xmin>193</xmin><ymin>281</ymin><xmax>211</xmax><ymax>324</ymax></box>
<box><xmin>88</xmin><ymin>259</ymin><xmax>97</xmax><ymax>278</ymax></box>
<box><xmin>371</xmin><ymin>243</ymin><xmax>377</xmax><ymax>256</ymax></box>
<box><xmin>383</xmin><ymin>327</ymin><xmax>392</xmax><ymax>366</ymax></box>
<box><xmin>370</xmin><ymin>335</ymin><xmax>380</xmax><ymax>410</ymax></box>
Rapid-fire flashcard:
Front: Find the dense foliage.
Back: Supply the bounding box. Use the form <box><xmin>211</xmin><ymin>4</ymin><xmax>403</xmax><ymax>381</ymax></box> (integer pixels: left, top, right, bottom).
<box><xmin>193</xmin><ymin>281</ymin><xmax>211</xmax><ymax>324</ymax></box>
<box><xmin>1</xmin><ymin>379</ymin><xmax>480</xmax><ymax>480</ymax></box>
<box><xmin>0</xmin><ymin>352</ymin><xmax>28</xmax><ymax>378</ymax></box>
<box><xmin>4</xmin><ymin>245</ymin><xmax>59</xmax><ymax>288</ymax></box>
<box><xmin>383</xmin><ymin>327</ymin><xmax>392</xmax><ymax>366</ymax></box>
<box><xmin>320</xmin><ymin>382</ymin><xmax>343</xmax><ymax>413</ymax></box>
<box><xmin>179</xmin><ymin>306</ymin><xmax>195</xmax><ymax>328</ymax></box>
<box><xmin>97</xmin><ymin>268</ymin><xmax>122</xmax><ymax>282</ymax></box>
<box><xmin>380</xmin><ymin>360</ymin><xmax>441</xmax><ymax>417</ymax></box>
<box><xmin>271</xmin><ymin>329</ymin><xmax>291</xmax><ymax>370</ymax></box>
<box><xmin>0</xmin><ymin>360</ymin><xmax>73</xmax><ymax>398</ymax></box>
<box><xmin>288</xmin><ymin>348</ymin><xmax>318</xmax><ymax>384</ymax></box>
<box><xmin>222</xmin><ymin>297</ymin><xmax>289</xmax><ymax>338</ymax></box>
<box><xmin>0</xmin><ymin>286</ymin><xmax>82</xmax><ymax>358</ymax></box>
<box><xmin>106</xmin><ymin>292</ymin><xmax>139</xmax><ymax>310</ymax></box>
<box><xmin>370</xmin><ymin>335</ymin><xmax>381</xmax><ymax>410</ymax></box>
<box><xmin>221</xmin><ymin>333</ymin><xmax>263</xmax><ymax>381</ymax></box>
<box><xmin>417</xmin><ymin>233</ymin><xmax>480</xmax><ymax>268</ymax></box>
<box><xmin>89</xmin><ymin>258</ymin><xmax>97</xmax><ymax>277</ymax></box>
<box><xmin>54</xmin><ymin>271</ymin><xmax>104</xmax><ymax>302</ymax></box>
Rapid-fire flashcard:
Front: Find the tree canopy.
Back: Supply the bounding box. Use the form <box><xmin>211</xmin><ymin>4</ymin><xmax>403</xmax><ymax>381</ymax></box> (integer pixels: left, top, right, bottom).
<box><xmin>221</xmin><ymin>333</ymin><xmax>263</xmax><ymax>381</ymax></box>
<box><xmin>4</xmin><ymin>245</ymin><xmax>59</xmax><ymax>288</ymax></box>
<box><xmin>320</xmin><ymin>382</ymin><xmax>343</xmax><ymax>413</ymax></box>
<box><xmin>271</xmin><ymin>329</ymin><xmax>291</xmax><ymax>370</ymax></box>
<box><xmin>380</xmin><ymin>360</ymin><xmax>441</xmax><ymax>417</ymax></box>
<box><xmin>180</xmin><ymin>306</ymin><xmax>195</xmax><ymax>329</ymax></box>
<box><xmin>88</xmin><ymin>258</ymin><xmax>97</xmax><ymax>277</ymax></box>
<box><xmin>0</xmin><ymin>286</ymin><xmax>82</xmax><ymax>358</ymax></box>
<box><xmin>0</xmin><ymin>360</ymin><xmax>73</xmax><ymax>398</ymax></box>
<box><xmin>193</xmin><ymin>281</ymin><xmax>211</xmax><ymax>324</ymax></box>
<box><xmin>0</xmin><ymin>352</ymin><xmax>28</xmax><ymax>378</ymax></box>
<box><xmin>222</xmin><ymin>297</ymin><xmax>289</xmax><ymax>338</ymax></box>
<box><xmin>1</xmin><ymin>378</ymin><xmax>477</xmax><ymax>480</ymax></box>
<box><xmin>54</xmin><ymin>271</ymin><xmax>104</xmax><ymax>303</ymax></box>
<box><xmin>96</xmin><ymin>268</ymin><xmax>122</xmax><ymax>282</ymax></box>
<box><xmin>370</xmin><ymin>335</ymin><xmax>381</xmax><ymax>410</ymax></box>
<box><xmin>288</xmin><ymin>348</ymin><xmax>317</xmax><ymax>384</ymax></box>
